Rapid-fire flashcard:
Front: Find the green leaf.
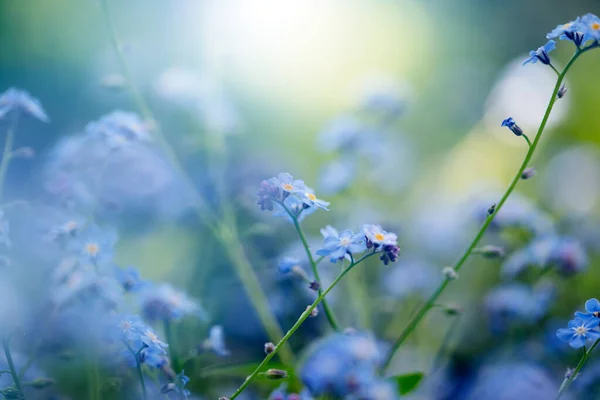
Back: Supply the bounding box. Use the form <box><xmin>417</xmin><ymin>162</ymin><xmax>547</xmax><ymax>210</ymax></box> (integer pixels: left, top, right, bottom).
<box><xmin>393</xmin><ymin>371</ymin><xmax>424</xmax><ymax>395</ymax></box>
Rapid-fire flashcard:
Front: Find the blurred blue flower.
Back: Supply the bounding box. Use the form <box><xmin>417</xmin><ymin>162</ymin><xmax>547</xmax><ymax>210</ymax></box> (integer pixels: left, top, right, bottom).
<box><xmin>161</xmin><ymin>370</ymin><xmax>191</xmax><ymax>398</ymax></box>
<box><xmin>350</xmin><ymin>379</ymin><xmax>400</xmax><ymax>400</ymax></box>
<box><xmin>300</xmin><ymin>332</ymin><xmax>383</xmax><ymax>398</ymax></box>
<box><xmin>316</xmin><ymin>228</ymin><xmax>366</xmax><ymax>263</ymax></box>
<box><xmin>140</xmin><ymin>283</ymin><xmax>207</xmax><ymax>322</ymax></box>
<box><xmin>547</xmin><ymin>17</ymin><xmax>587</xmax><ymax>47</ymax></box>
<box><xmin>138</xmin><ymin>345</ymin><xmax>168</xmax><ymax>369</ymax></box>
<box><xmin>269</xmin><ymin>385</ymin><xmax>314</xmax><ymax>400</ymax></box>
<box><xmin>475</xmin><ymin>194</ymin><xmax>554</xmax><ymax>235</ymax></box>
<box><xmin>575</xmin><ymin>298</ymin><xmax>600</xmax><ymax>322</ymax></box>
<box><xmin>278</xmin><ymin>257</ymin><xmax>302</xmax><ymax>274</ymax></box>
<box><xmin>300</xmin><ymin>189</ymin><xmax>330</xmax><ymax>210</ymax></box>
<box><xmin>0</xmin><ymin>87</ymin><xmax>49</xmax><ymax>122</ymax></box>
<box><xmin>202</xmin><ymin>325</ymin><xmax>230</xmax><ymax>357</ymax></box>
<box><xmin>85</xmin><ymin>110</ymin><xmax>151</xmax><ymax>149</ymax></box>
<box><xmin>116</xmin><ymin>314</ymin><xmax>147</xmax><ymax>345</ymax></box>
<box><xmin>257</xmin><ymin>178</ymin><xmax>282</xmax><ymax>211</ymax></box>
<box><xmin>383</xmin><ymin>259</ymin><xmax>440</xmax><ymax>301</ymax></box>
<box><xmin>523</xmin><ymin>40</ymin><xmax>556</xmax><ymax>66</ymax></box>
<box><xmin>501</xmin><ymin>117</ymin><xmax>523</xmax><ymax>136</ymax></box>
<box><xmin>581</xmin><ymin>13</ymin><xmax>600</xmax><ymax>41</ymax></box>
<box><xmin>358</xmin><ymin>83</ymin><xmax>407</xmax><ymax>121</ymax></box>
<box><xmin>484</xmin><ymin>282</ymin><xmax>555</xmax><ymax>333</ymax></box>
<box><xmin>316</xmin><ymin>116</ymin><xmax>365</xmax><ymax>153</ymax></box>
<box><xmin>114</xmin><ymin>265</ymin><xmax>146</xmax><ymax>292</ymax></box>
<box><xmin>557</xmin><ymin>317</ymin><xmax>600</xmax><ymax>348</ymax></box>
<box><xmin>273</xmin><ymin>195</ymin><xmax>317</xmax><ymax>223</ymax></box>
<box><xmin>501</xmin><ymin>235</ymin><xmax>588</xmax><ymax>278</ymax></box>
<box><xmin>317</xmin><ymin>158</ymin><xmax>357</xmax><ymax>196</ymax></box>
<box><xmin>69</xmin><ymin>224</ymin><xmax>118</xmax><ymax>266</ymax></box>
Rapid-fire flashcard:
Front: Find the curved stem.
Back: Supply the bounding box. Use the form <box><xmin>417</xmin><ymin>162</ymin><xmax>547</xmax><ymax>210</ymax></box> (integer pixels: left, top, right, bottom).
<box><xmin>282</xmin><ymin>204</ymin><xmax>339</xmax><ymax>331</ymax></box>
<box><xmin>380</xmin><ymin>51</ymin><xmax>582</xmax><ymax>374</ymax></box>
<box><xmin>556</xmin><ymin>339</ymin><xmax>600</xmax><ymax>399</ymax></box>
<box><xmin>99</xmin><ymin>0</ymin><xmax>294</xmax><ymax>365</ymax></box>
<box><xmin>3</xmin><ymin>337</ymin><xmax>26</xmax><ymax>400</ymax></box>
<box><xmin>124</xmin><ymin>342</ymin><xmax>148</xmax><ymax>400</ymax></box>
<box><xmin>522</xmin><ymin>133</ymin><xmax>532</xmax><ymax>147</ymax></box>
<box><xmin>227</xmin><ymin>252</ymin><xmax>376</xmax><ymax>400</ymax></box>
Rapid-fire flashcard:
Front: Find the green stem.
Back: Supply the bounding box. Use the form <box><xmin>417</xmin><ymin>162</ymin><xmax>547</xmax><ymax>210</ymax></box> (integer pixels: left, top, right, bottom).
<box><xmin>556</xmin><ymin>339</ymin><xmax>600</xmax><ymax>399</ymax></box>
<box><xmin>0</xmin><ymin>115</ymin><xmax>18</xmax><ymax>202</ymax></box>
<box><xmin>3</xmin><ymin>337</ymin><xmax>26</xmax><ymax>400</ymax></box>
<box><xmin>283</xmin><ymin>204</ymin><xmax>339</xmax><ymax>331</ymax></box>
<box><xmin>99</xmin><ymin>0</ymin><xmax>294</xmax><ymax>365</ymax></box>
<box><xmin>163</xmin><ymin>319</ymin><xmax>180</xmax><ymax>373</ymax></box>
<box><xmin>227</xmin><ymin>252</ymin><xmax>376</xmax><ymax>400</ymax></box>
<box><xmin>125</xmin><ymin>343</ymin><xmax>147</xmax><ymax>400</ymax></box>
<box><xmin>380</xmin><ymin>51</ymin><xmax>583</xmax><ymax>375</ymax></box>
<box><xmin>522</xmin><ymin>133</ymin><xmax>532</xmax><ymax>147</ymax></box>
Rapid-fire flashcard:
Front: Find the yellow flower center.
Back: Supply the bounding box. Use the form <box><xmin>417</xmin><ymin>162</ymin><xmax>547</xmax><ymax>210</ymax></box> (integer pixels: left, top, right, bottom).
<box><xmin>85</xmin><ymin>242</ymin><xmax>100</xmax><ymax>256</ymax></box>
<box><xmin>65</xmin><ymin>221</ymin><xmax>78</xmax><ymax>231</ymax></box>
<box><xmin>340</xmin><ymin>237</ymin><xmax>351</xmax><ymax>246</ymax></box>
<box><xmin>563</xmin><ymin>23</ymin><xmax>572</xmax><ymax>29</ymax></box>
<box><xmin>120</xmin><ymin>321</ymin><xmax>132</xmax><ymax>330</ymax></box>
<box><xmin>307</xmin><ymin>193</ymin><xmax>316</xmax><ymax>201</ymax></box>
<box><xmin>282</xmin><ymin>183</ymin><xmax>294</xmax><ymax>191</ymax></box>
<box><xmin>592</xmin><ymin>22</ymin><xmax>600</xmax><ymax>30</ymax></box>
<box><xmin>146</xmin><ymin>331</ymin><xmax>158</xmax><ymax>342</ymax></box>
<box><xmin>374</xmin><ymin>233</ymin><xmax>385</xmax><ymax>241</ymax></box>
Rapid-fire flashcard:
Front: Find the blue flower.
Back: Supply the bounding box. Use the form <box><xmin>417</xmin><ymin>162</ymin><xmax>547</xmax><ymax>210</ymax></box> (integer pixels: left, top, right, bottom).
<box><xmin>501</xmin><ymin>117</ymin><xmax>523</xmax><ymax>136</ymax></box>
<box><xmin>275</xmin><ymin>173</ymin><xmax>308</xmax><ymax>195</ymax></box>
<box><xmin>278</xmin><ymin>257</ymin><xmax>302</xmax><ymax>274</ymax></box>
<box><xmin>115</xmin><ymin>314</ymin><xmax>147</xmax><ymax>346</ymax></box>
<box><xmin>316</xmin><ymin>116</ymin><xmax>364</xmax><ymax>153</ymax></box>
<box><xmin>547</xmin><ymin>17</ymin><xmax>587</xmax><ymax>47</ymax></box>
<box><xmin>257</xmin><ymin>178</ymin><xmax>282</xmax><ymax>211</ymax></box>
<box><xmin>138</xmin><ymin>345</ymin><xmax>168</xmax><ymax>369</ymax></box>
<box><xmin>140</xmin><ymin>283</ymin><xmax>208</xmax><ymax>322</ymax></box>
<box><xmin>317</xmin><ymin>158</ymin><xmax>356</xmax><ymax>196</ymax></box>
<box><xmin>85</xmin><ymin>110</ymin><xmax>151</xmax><ymax>148</ymax></box>
<box><xmin>557</xmin><ymin>317</ymin><xmax>600</xmax><ymax>348</ymax></box>
<box><xmin>523</xmin><ymin>40</ymin><xmax>556</xmax><ymax>66</ymax></box>
<box><xmin>581</xmin><ymin>13</ymin><xmax>600</xmax><ymax>41</ymax></box>
<box><xmin>316</xmin><ymin>228</ymin><xmax>366</xmax><ymax>263</ymax></box>
<box><xmin>202</xmin><ymin>325</ymin><xmax>230</xmax><ymax>356</ymax></box>
<box><xmin>300</xmin><ymin>189</ymin><xmax>330</xmax><ymax>210</ymax></box>
<box><xmin>575</xmin><ymin>298</ymin><xmax>600</xmax><ymax>322</ymax></box>
<box><xmin>114</xmin><ymin>266</ymin><xmax>146</xmax><ymax>292</ymax></box>
<box><xmin>362</xmin><ymin>224</ymin><xmax>400</xmax><ymax>264</ymax></box>
<box><xmin>0</xmin><ymin>88</ymin><xmax>49</xmax><ymax>122</ymax></box>
<box><xmin>273</xmin><ymin>195</ymin><xmax>317</xmax><ymax>223</ymax></box>
<box><xmin>161</xmin><ymin>370</ymin><xmax>191</xmax><ymax>398</ymax></box>
<box><xmin>69</xmin><ymin>224</ymin><xmax>118</xmax><ymax>266</ymax></box>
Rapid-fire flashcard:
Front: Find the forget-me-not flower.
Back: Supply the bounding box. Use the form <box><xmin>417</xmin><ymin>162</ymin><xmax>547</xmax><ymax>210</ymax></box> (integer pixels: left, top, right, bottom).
<box><xmin>575</xmin><ymin>298</ymin><xmax>600</xmax><ymax>322</ymax></box>
<box><xmin>501</xmin><ymin>117</ymin><xmax>524</xmax><ymax>136</ymax></box>
<box><xmin>523</xmin><ymin>40</ymin><xmax>556</xmax><ymax>65</ymax></box>
<box><xmin>582</xmin><ymin>13</ymin><xmax>600</xmax><ymax>41</ymax></box>
<box><xmin>557</xmin><ymin>317</ymin><xmax>600</xmax><ymax>348</ymax></box>
<box><xmin>0</xmin><ymin>88</ymin><xmax>49</xmax><ymax>122</ymax></box>
<box><xmin>202</xmin><ymin>325</ymin><xmax>230</xmax><ymax>356</ymax></box>
<box><xmin>547</xmin><ymin>17</ymin><xmax>587</xmax><ymax>47</ymax></box>
<box><xmin>316</xmin><ymin>227</ymin><xmax>366</xmax><ymax>263</ymax></box>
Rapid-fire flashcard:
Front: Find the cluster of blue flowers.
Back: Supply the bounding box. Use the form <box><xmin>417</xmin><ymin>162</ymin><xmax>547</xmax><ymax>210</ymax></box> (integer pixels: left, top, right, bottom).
<box><xmin>557</xmin><ymin>299</ymin><xmax>600</xmax><ymax>349</ymax></box>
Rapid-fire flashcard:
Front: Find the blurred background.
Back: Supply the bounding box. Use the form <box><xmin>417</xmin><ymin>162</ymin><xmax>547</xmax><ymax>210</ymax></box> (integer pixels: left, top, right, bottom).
<box><xmin>1</xmin><ymin>0</ymin><xmax>600</xmax><ymax>399</ymax></box>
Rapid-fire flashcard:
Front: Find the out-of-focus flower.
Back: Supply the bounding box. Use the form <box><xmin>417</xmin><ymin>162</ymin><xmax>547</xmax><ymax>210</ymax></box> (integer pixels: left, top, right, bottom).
<box><xmin>501</xmin><ymin>117</ymin><xmax>523</xmax><ymax>136</ymax></box>
<box><xmin>257</xmin><ymin>178</ymin><xmax>282</xmax><ymax>211</ymax></box>
<box><xmin>269</xmin><ymin>385</ymin><xmax>314</xmax><ymax>400</ymax></box>
<box><xmin>161</xmin><ymin>370</ymin><xmax>191</xmax><ymax>398</ymax></box>
<box><xmin>0</xmin><ymin>88</ymin><xmax>49</xmax><ymax>122</ymax></box>
<box><xmin>484</xmin><ymin>282</ymin><xmax>555</xmax><ymax>333</ymax></box>
<box><xmin>277</xmin><ymin>257</ymin><xmax>302</xmax><ymax>274</ymax></box>
<box><xmin>383</xmin><ymin>259</ymin><xmax>440</xmax><ymax>301</ymax></box>
<box><xmin>316</xmin><ymin>227</ymin><xmax>366</xmax><ymax>263</ymax></box>
<box><xmin>523</xmin><ymin>40</ymin><xmax>556</xmax><ymax>66</ymax></box>
<box><xmin>273</xmin><ymin>195</ymin><xmax>317</xmax><ymax>223</ymax></box>
<box><xmin>114</xmin><ymin>266</ymin><xmax>146</xmax><ymax>292</ymax></box>
<box><xmin>357</xmin><ymin>81</ymin><xmax>408</xmax><ymax>121</ymax></box>
<box><xmin>300</xmin><ymin>189</ymin><xmax>330</xmax><ymax>210</ymax></box>
<box><xmin>299</xmin><ymin>332</ymin><xmax>384</xmax><ymax>398</ymax></box>
<box><xmin>67</xmin><ymin>224</ymin><xmax>117</xmax><ymax>266</ymax></box>
<box><xmin>575</xmin><ymin>298</ymin><xmax>600</xmax><ymax>322</ymax></box>
<box><xmin>317</xmin><ymin>158</ymin><xmax>356</xmax><ymax>196</ymax></box>
<box><xmin>202</xmin><ymin>325</ymin><xmax>230</xmax><ymax>357</ymax></box>
<box><xmin>85</xmin><ymin>110</ymin><xmax>151</xmax><ymax>149</ymax></box>
<box><xmin>316</xmin><ymin>116</ymin><xmax>365</xmax><ymax>153</ymax></box>
<box><xmin>140</xmin><ymin>283</ymin><xmax>207</xmax><ymax>322</ymax></box>
<box><xmin>501</xmin><ymin>235</ymin><xmax>588</xmax><ymax>278</ymax></box>
<box><xmin>557</xmin><ymin>317</ymin><xmax>600</xmax><ymax>349</ymax></box>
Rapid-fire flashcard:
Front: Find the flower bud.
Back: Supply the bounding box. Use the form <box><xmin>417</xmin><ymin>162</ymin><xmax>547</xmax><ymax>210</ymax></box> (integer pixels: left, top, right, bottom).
<box><xmin>265</xmin><ymin>369</ymin><xmax>288</xmax><ymax>380</ymax></box>
<box><xmin>442</xmin><ymin>266</ymin><xmax>458</xmax><ymax>280</ymax></box>
<box><xmin>487</xmin><ymin>204</ymin><xmax>496</xmax><ymax>216</ymax></box>
<box><xmin>264</xmin><ymin>342</ymin><xmax>275</xmax><ymax>354</ymax></box>
<box><xmin>308</xmin><ymin>280</ymin><xmax>320</xmax><ymax>291</ymax></box>
<box><xmin>2</xmin><ymin>388</ymin><xmax>21</xmax><ymax>399</ymax></box>
<box><xmin>444</xmin><ymin>304</ymin><xmax>462</xmax><ymax>315</ymax></box>
<box><xmin>521</xmin><ymin>167</ymin><xmax>536</xmax><ymax>180</ymax></box>
<box><xmin>501</xmin><ymin>117</ymin><xmax>523</xmax><ymax>136</ymax></box>
<box><xmin>476</xmin><ymin>245</ymin><xmax>505</xmax><ymax>259</ymax></box>
<box><xmin>30</xmin><ymin>377</ymin><xmax>55</xmax><ymax>389</ymax></box>
<box><xmin>557</xmin><ymin>84</ymin><xmax>567</xmax><ymax>99</ymax></box>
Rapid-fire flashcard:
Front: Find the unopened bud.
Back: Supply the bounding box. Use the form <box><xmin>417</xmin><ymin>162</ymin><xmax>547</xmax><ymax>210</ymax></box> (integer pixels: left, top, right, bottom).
<box><xmin>306</xmin><ymin>305</ymin><xmax>318</xmax><ymax>318</ymax></box>
<box><xmin>521</xmin><ymin>167</ymin><xmax>536</xmax><ymax>180</ymax></box>
<box><xmin>160</xmin><ymin>383</ymin><xmax>176</xmax><ymax>394</ymax></box>
<box><xmin>476</xmin><ymin>245</ymin><xmax>505</xmax><ymax>259</ymax></box>
<box><xmin>30</xmin><ymin>377</ymin><xmax>55</xmax><ymax>389</ymax></box>
<box><xmin>219</xmin><ymin>397</ymin><xmax>230</xmax><ymax>400</ymax></box>
<box><xmin>265</xmin><ymin>369</ymin><xmax>288</xmax><ymax>380</ymax></box>
<box><xmin>557</xmin><ymin>84</ymin><xmax>567</xmax><ymax>99</ymax></box>
<box><xmin>487</xmin><ymin>204</ymin><xmax>496</xmax><ymax>216</ymax></box>
<box><xmin>442</xmin><ymin>266</ymin><xmax>458</xmax><ymax>280</ymax></box>
<box><xmin>308</xmin><ymin>280</ymin><xmax>320</xmax><ymax>291</ymax></box>
<box><xmin>444</xmin><ymin>304</ymin><xmax>462</xmax><ymax>316</ymax></box>
<box><xmin>264</xmin><ymin>342</ymin><xmax>275</xmax><ymax>354</ymax></box>
<box><xmin>2</xmin><ymin>388</ymin><xmax>21</xmax><ymax>399</ymax></box>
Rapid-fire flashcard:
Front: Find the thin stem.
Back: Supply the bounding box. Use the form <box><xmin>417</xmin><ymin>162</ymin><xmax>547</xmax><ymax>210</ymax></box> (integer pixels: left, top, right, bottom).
<box><xmin>282</xmin><ymin>204</ymin><xmax>339</xmax><ymax>331</ymax></box>
<box><xmin>3</xmin><ymin>337</ymin><xmax>26</xmax><ymax>400</ymax></box>
<box><xmin>99</xmin><ymin>0</ymin><xmax>294</xmax><ymax>365</ymax></box>
<box><xmin>163</xmin><ymin>319</ymin><xmax>180</xmax><ymax>373</ymax></box>
<box><xmin>522</xmin><ymin>133</ymin><xmax>532</xmax><ymax>147</ymax></box>
<box><xmin>556</xmin><ymin>339</ymin><xmax>600</xmax><ymax>399</ymax></box>
<box><xmin>125</xmin><ymin>343</ymin><xmax>148</xmax><ymax>400</ymax></box>
<box><xmin>0</xmin><ymin>114</ymin><xmax>18</xmax><ymax>202</ymax></box>
<box><xmin>549</xmin><ymin>63</ymin><xmax>560</xmax><ymax>76</ymax></box>
<box><xmin>380</xmin><ymin>51</ymin><xmax>583</xmax><ymax>375</ymax></box>
<box><xmin>227</xmin><ymin>252</ymin><xmax>376</xmax><ymax>400</ymax></box>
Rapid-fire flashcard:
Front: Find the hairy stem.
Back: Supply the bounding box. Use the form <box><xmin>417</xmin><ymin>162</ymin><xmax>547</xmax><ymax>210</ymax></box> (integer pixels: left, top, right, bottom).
<box><xmin>556</xmin><ymin>339</ymin><xmax>600</xmax><ymax>399</ymax></box>
<box><xmin>228</xmin><ymin>252</ymin><xmax>376</xmax><ymax>400</ymax></box>
<box><xmin>380</xmin><ymin>50</ymin><xmax>582</xmax><ymax>374</ymax></box>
